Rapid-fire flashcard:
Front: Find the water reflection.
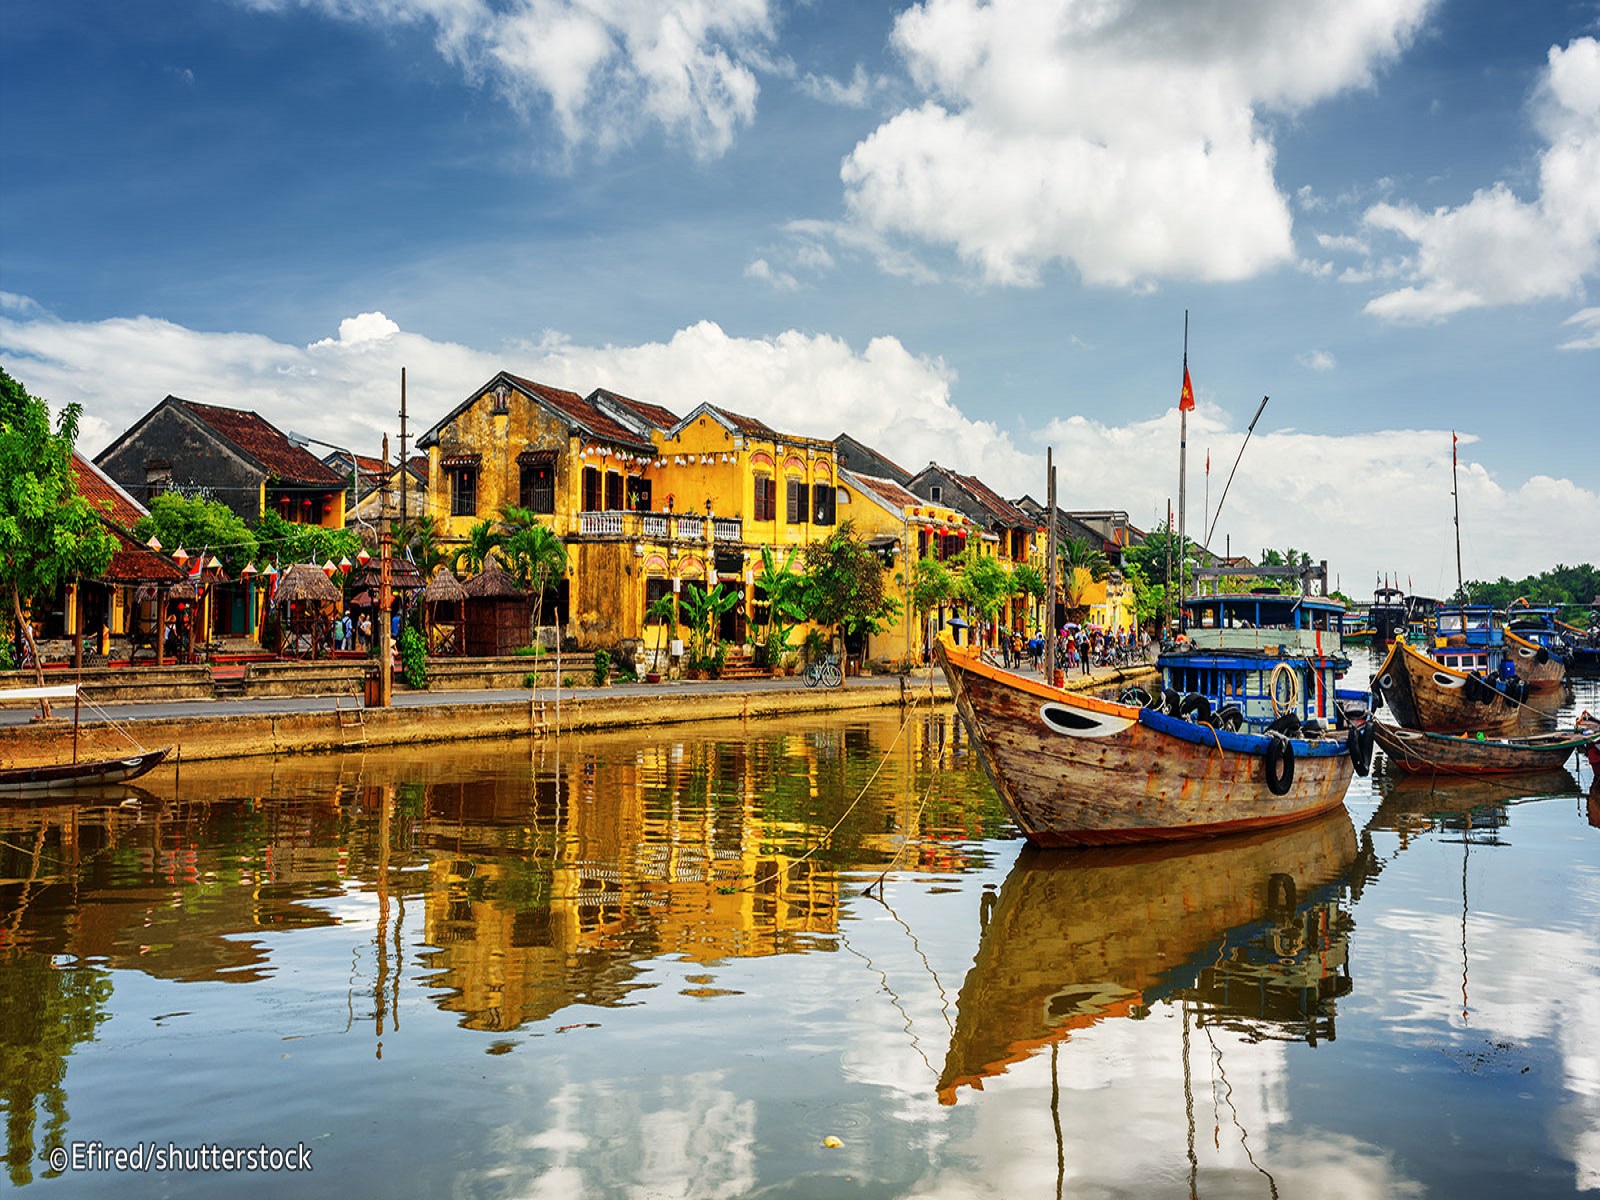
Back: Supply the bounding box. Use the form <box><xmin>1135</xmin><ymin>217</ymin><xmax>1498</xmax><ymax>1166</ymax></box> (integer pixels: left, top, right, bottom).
<box><xmin>938</xmin><ymin>808</ymin><xmax>1365</xmax><ymax>1105</ymax></box>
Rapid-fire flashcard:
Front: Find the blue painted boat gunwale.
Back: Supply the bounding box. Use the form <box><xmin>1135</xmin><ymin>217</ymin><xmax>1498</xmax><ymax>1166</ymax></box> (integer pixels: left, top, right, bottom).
<box><xmin>1137</xmin><ymin>707</ymin><xmax>1350</xmax><ymax>758</ymax></box>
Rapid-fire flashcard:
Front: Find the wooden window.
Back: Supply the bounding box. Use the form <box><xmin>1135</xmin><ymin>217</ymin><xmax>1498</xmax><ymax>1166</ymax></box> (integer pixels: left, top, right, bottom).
<box><xmin>644</xmin><ymin>577</ymin><xmax>673</xmax><ymax>622</ymax></box>
<box><xmin>450</xmin><ymin>468</ymin><xmax>477</xmax><ymax>517</ymax></box>
<box><xmin>604</xmin><ymin>470</ymin><xmax>623</xmax><ymax>511</ymax></box>
<box><xmin>812</xmin><ymin>483</ymin><xmax>835</xmax><ymax>526</ymax></box>
<box><xmin>753</xmin><ymin>474</ymin><xmax>776</xmax><ymax>521</ymax></box>
<box><xmin>626</xmin><ymin>476</ymin><xmax>652</xmax><ymax>511</ymax></box>
<box><xmin>519</xmin><ymin>462</ymin><xmax>555</xmax><ymax>514</ymax></box>
<box><xmin>581</xmin><ymin>467</ymin><xmax>602</xmax><ymax>512</ymax></box>
<box><xmin>786</xmin><ymin>478</ymin><xmax>809</xmax><ymax>525</ymax></box>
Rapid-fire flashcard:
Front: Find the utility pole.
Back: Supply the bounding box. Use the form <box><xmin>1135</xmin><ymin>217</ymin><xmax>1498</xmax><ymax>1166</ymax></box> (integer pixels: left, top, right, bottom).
<box><xmin>399</xmin><ymin>367</ymin><xmax>409</xmax><ymax>538</ymax></box>
<box><xmin>1045</xmin><ymin>448</ymin><xmax>1057</xmax><ymax>684</ymax></box>
<box><xmin>378</xmin><ymin>433</ymin><xmax>393</xmax><ymax>708</ymax></box>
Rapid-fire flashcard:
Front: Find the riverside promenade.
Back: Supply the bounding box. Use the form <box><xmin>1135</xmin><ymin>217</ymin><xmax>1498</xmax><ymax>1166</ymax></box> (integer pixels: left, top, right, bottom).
<box><xmin>1</xmin><ymin>658</ymin><xmax>1157</xmax><ymax>768</ymax></box>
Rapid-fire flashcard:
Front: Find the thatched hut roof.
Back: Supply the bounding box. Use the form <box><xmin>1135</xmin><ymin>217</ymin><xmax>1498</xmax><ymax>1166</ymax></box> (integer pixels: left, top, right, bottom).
<box><xmin>462</xmin><ymin>560</ymin><xmax>526</xmax><ymax>599</ymax></box>
<box><xmin>422</xmin><ymin>569</ymin><xmax>466</xmax><ymax>602</ymax></box>
<box><xmin>134</xmin><ymin>579</ymin><xmax>202</xmax><ymax>602</ymax></box>
<box><xmin>274</xmin><ymin>562</ymin><xmax>343</xmax><ymax>604</ymax></box>
<box><xmin>351</xmin><ymin>557</ymin><xmax>423</xmax><ymax>592</ymax></box>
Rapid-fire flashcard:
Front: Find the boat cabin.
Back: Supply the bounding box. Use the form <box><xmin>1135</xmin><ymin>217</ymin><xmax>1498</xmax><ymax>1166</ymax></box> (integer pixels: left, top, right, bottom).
<box><xmin>1161</xmin><ymin>594</ymin><xmax>1350</xmax><ymax>731</ymax></box>
<box><xmin>1432</xmin><ymin>604</ymin><xmax>1504</xmax><ymax>673</ymax></box>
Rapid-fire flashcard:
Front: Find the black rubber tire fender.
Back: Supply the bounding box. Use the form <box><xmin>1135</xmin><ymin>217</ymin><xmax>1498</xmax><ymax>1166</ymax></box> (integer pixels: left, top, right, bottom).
<box><xmin>1178</xmin><ymin>692</ymin><xmax>1211</xmax><ymax>723</ymax></box>
<box><xmin>1346</xmin><ymin>721</ymin><xmax>1374</xmax><ymax>776</ymax></box>
<box><xmin>1264</xmin><ymin>732</ymin><xmax>1296</xmax><ymax>796</ymax></box>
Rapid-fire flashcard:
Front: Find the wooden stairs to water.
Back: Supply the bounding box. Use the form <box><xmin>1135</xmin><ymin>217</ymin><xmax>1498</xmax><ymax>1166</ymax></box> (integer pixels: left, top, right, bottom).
<box><xmin>716</xmin><ymin>652</ymin><xmax>773</xmax><ymax>681</ymax></box>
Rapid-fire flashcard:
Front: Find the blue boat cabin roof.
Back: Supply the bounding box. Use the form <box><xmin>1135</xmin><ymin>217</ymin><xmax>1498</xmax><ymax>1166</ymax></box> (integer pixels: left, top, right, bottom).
<box><xmin>1182</xmin><ymin>592</ymin><xmax>1345</xmax><ymax>632</ymax></box>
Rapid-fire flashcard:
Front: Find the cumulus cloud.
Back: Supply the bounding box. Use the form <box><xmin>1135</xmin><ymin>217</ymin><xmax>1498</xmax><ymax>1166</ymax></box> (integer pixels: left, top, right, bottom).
<box><xmin>2</xmin><ymin>299</ymin><xmax>1593</xmax><ymax>591</ymax></box>
<box><xmin>1363</xmin><ymin>37</ymin><xmax>1600</xmax><ymax>321</ymax></box>
<box><xmin>1297</xmin><ymin>349</ymin><xmax>1337</xmax><ymax>371</ymax></box>
<box><xmin>836</xmin><ymin>0</ymin><xmax>1434</xmax><ymax>287</ymax></box>
<box><xmin>743</xmin><ymin>258</ymin><xmax>799</xmax><ymax>291</ymax></box>
<box><xmin>239</xmin><ymin>0</ymin><xmax>776</xmax><ymax>159</ymax></box>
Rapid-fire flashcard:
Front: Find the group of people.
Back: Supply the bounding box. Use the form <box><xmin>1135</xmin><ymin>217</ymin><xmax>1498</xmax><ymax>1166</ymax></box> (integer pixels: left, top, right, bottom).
<box><xmin>996</xmin><ymin>624</ymin><xmax>1150</xmax><ymax>675</ymax></box>
<box><xmin>331</xmin><ymin>608</ymin><xmax>374</xmax><ymax>652</ymax></box>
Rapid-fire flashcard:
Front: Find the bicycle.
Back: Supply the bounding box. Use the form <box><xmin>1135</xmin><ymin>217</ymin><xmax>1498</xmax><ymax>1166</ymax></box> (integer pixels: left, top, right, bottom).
<box><xmin>803</xmin><ymin>653</ymin><xmax>844</xmax><ymax>688</ymax></box>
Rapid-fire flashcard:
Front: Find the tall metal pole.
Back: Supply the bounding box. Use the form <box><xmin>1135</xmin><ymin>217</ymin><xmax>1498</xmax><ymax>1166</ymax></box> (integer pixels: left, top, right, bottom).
<box><xmin>399</xmin><ymin>367</ymin><xmax>409</xmax><ymax>538</ymax></box>
<box><xmin>378</xmin><ymin>434</ymin><xmax>393</xmax><ymax>708</ymax></box>
<box><xmin>1178</xmin><ymin>312</ymin><xmax>1188</xmax><ymax>615</ymax></box>
<box><xmin>1045</xmin><ymin>448</ymin><xmax>1057</xmax><ymax>683</ymax></box>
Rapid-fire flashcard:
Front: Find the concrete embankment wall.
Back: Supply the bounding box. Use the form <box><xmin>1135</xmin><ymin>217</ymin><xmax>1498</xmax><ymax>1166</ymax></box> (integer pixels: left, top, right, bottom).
<box><xmin>0</xmin><ymin>678</ymin><xmax>958</xmax><ymax>768</ymax></box>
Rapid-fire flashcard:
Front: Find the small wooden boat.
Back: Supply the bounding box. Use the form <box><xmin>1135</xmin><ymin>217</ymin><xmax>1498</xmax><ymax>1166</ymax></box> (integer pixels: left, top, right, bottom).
<box><xmin>1369</xmin><ymin>585</ymin><xmax>1408</xmax><ymax>644</ymax></box>
<box><xmin>936</xmin><ymin>638</ymin><xmax>1362</xmax><ymax>846</ymax></box>
<box><xmin>1580</xmin><ymin>711</ymin><xmax>1600</xmax><ymax>773</ymax></box>
<box><xmin>1371</xmin><ymin>720</ymin><xmax>1598</xmax><ymax>776</ymax></box>
<box><xmin>1371</xmin><ymin>636</ymin><xmax>1547</xmax><ymax>737</ymax></box>
<box><xmin>937</xmin><ymin>808</ymin><xmax>1361</xmax><ymax>1103</ymax></box>
<box><xmin>0</xmin><ymin>683</ymin><xmax>172</xmax><ymax>796</ymax></box>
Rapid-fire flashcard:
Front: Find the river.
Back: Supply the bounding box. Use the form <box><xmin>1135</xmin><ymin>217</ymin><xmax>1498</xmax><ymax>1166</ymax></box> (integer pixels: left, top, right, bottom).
<box><xmin>2</xmin><ymin>658</ymin><xmax>1597</xmax><ymax>1198</ymax></box>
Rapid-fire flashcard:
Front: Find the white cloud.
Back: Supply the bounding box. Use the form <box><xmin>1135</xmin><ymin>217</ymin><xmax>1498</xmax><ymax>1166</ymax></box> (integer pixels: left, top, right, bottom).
<box><xmin>1558</xmin><ymin>305</ymin><xmax>1600</xmax><ymax>350</ymax></box>
<box><xmin>1298</xmin><ymin>349</ymin><xmax>1337</xmax><ymax>371</ymax></box>
<box><xmin>743</xmin><ymin>258</ymin><xmax>798</xmax><ymax>291</ymax></box>
<box><xmin>1363</xmin><ymin>37</ymin><xmax>1600</xmax><ymax>321</ymax></box>
<box><xmin>837</xmin><ymin>0</ymin><xmax>1434</xmax><ymax>287</ymax></box>
<box><xmin>240</xmin><ymin>0</ymin><xmax>775</xmax><ymax>160</ymax></box>
<box><xmin>2</xmin><ymin>299</ymin><xmax>1593</xmax><ymax>593</ymax></box>
<box><xmin>799</xmin><ymin>64</ymin><xmax>879</xmax><ymax>108</ymax></box>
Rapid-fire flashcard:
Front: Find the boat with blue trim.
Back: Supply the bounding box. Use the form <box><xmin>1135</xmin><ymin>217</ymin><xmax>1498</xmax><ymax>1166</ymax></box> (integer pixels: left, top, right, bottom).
<box><xmin>934</xmin><ymin>587</ymin><xmax>1370</xmax><ymax>847</ymax></box>
<box><xmin>1500</xmin><ymin>600</ymin><xmax>1571</xmax><ymax>690</ymax></box>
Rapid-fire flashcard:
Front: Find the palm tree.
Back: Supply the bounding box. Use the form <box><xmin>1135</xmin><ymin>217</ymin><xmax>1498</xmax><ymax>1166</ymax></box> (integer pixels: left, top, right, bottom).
<box><xmin>401</xmin><ymin>513</ymin><xmax>450</xmax><ymax>580</ymax></box>
<box><xmin>452</xmin><ymin>519</ymin><xmax>502</xmax><ymax>576</ymax></box>
<box><xmin>501</xmin><ymin>520</ymin><xmax>567</xmax><ymax>634</ymax></box>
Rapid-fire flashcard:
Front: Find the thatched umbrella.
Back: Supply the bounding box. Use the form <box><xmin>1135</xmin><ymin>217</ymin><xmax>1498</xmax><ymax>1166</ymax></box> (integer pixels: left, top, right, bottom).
<box><xmin>461</xmin><ymin>561</ymin><xmax>530</xmax><ymax>656</ymax></box>
<box><xmin>422</xmin><ymin>569</ymin><xmax>466</xmax><ymax>655</ymax></box>
<box><xmin>275</xmin><ymin>563</ymin><xmax>342</xmax><ymax>657</ymax></box>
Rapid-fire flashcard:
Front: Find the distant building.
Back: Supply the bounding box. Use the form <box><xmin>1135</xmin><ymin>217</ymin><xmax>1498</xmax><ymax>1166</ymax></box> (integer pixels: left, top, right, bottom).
<box><xmin>833</xmin><ymin>433</ymin><xmax>912</xmax><ymax>486</ymax></box>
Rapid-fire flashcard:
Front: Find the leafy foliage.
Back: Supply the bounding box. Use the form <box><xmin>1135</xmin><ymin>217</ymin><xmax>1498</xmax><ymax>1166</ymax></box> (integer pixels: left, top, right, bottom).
<box><xmin>803</xmin><ymin>520</ymin><xmax>901</xmax><ymax>647</ymax></box>
<box><xmin>251</xmin><ymin>510</ymin><xmax>361</xmax><ymax>572</ymax></box>
<box><xmin>679</xmin><ymin>582</ymin><xmax>739</xmax><ymax>671</ymax></box>
<box><xmin>134</xmin><ymin>493</ymin><xmax>258</xmax><ymax>575</ymax></box>
<box><xmin>753</xmin><ymin>545</ymin><xmax>807</xmax><ymax>663</ymax></box>
<box><xmin>398</xmin><ymin>621</ymin><xmax>427</xmax><ymax>689</ymax></box>
<box><xmin>498</xmin><ymin>505</ymin><xmax>567</xmax><ymax>632</ymax></box>
<box><xmin>954</xmin><ymin>546</ymin><xmax>1012</xmax><ymax>629</ymax></box>
<box><xmin>1455</xmin><ymin>563</ymin><xmax>1600</xmax><ymax>611</ymax></box>
<box><xmin>591</xmin><ymin>647</ymin><xmax>611</xmax><ymax>686</ymax></box>
<box><xmin>0</xmin><ymin>367</ymin><xmax>117</xmax><ymax>694</ymax></box>
<box><xmin>451</xmin><ymin>518</ymin><xmax>502</xmax><ymax>575</ymax></box>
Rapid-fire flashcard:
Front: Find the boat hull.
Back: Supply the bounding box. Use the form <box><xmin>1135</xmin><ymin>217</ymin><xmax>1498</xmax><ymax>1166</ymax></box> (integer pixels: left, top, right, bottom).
<box><xmin>1372</xmin><ymin>721</ymin><xmax>1593</xmax><ymax>776</ymax></box>
<box><xmin>0</xmin><ymin>747</ymin><xmax>171</xmax><ymax>796</ymax></box>
<box><xmin>1504</xmin><ymin>628</ymin><xmax>1567</xmax><ymax>690</ymax></box>
<box><xmin>938</xmin><ymin>643</ymin><xmax>1355</xmax><ymax>846</ymax></box>
<box><xmin>1372</xmin><ymin>638</ymin><xmax>1540</xmax><ymax>736</ymax></box>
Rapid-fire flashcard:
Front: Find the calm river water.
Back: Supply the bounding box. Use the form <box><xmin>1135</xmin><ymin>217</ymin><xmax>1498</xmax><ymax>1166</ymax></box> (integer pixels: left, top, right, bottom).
<box><xmin>3</xmin><ymin>660</ymin><xmax>1598</xmax><ymax>1199</ymax></box>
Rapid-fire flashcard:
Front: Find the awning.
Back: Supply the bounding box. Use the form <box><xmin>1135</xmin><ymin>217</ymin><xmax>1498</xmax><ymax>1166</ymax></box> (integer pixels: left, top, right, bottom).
<box><xmin>440</xmin><ymin>452</ymin><xmax>482</xmax><ymax>469</ymax></box>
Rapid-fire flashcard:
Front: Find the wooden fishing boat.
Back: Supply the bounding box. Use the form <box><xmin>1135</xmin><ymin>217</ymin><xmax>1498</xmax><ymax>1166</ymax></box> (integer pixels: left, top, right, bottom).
<box><xmin>1371</xmin><ymin>636</ymin><xmax>1549</xmax><ymax>737</ymax></box>
<box><xmin>0</xmin><ymin>683</ymin><xmax>172</xmax><ymax>797</ymax></box>
<box><xmin>1369</xmin><ymin>585</ymin><xmax>1408</xmax><ymax>644</ymax></box>
<box><xmin>1371</xmin><ymin>719</ymin><xmax>1598</xmax><ymax>776</ymax></box>
<box><xmin>1581</xmin><ymin>711</ymin><xmax>1600</xmax><ymax>773</ymax></box>
<box><xmin>937</xmin><ymin>808</ymin><xmax>1360</xmax><ymax>1103</ymax></box>
<box><xmin>936</xmin><ymin>638</ymin><xmax>1361</xmax><ymax>846</ymax></box>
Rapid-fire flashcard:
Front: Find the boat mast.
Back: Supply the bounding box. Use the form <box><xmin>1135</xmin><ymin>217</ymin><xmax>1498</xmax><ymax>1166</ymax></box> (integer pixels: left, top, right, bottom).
<box><xmin>1452</xmin><ymin>432</ymin><xmax>1464</xmax><ymax>603</ymax></box>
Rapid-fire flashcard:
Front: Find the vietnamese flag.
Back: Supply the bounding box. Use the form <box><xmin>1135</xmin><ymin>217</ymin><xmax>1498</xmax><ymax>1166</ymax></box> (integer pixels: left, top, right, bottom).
<box><xmin>1179</xmin><ymin>365</ymin><xmax>1195</xmax><ymax>412</ymax></box>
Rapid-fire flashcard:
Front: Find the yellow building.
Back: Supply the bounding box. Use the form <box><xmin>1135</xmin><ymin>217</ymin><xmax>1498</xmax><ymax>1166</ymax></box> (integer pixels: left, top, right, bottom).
<box><xmin>417</xmin><ymin>374</ymin><xmax>844</xmax><ymax>659</ymax></box>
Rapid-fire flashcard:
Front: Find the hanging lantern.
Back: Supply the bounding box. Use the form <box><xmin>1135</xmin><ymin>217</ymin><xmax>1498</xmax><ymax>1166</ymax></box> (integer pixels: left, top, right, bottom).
<box><xmin>172</xmin><ymin>546</ymin><xmax>188</xmax><ymax>565</ymax></box>
<box><xmin>338</xmin><ymin>556</ymin><xmax>352</xmax><ymax>572</ymax></box>
<box><xmin>147</xmin><ymin>535</ymin><xmax>163</xmax><ymax>552</ymax></box>
<box><xmin>209</xmin><ymin>555</ymin><xmax>223</xmax><ymax>570</ymax></box>
<box><xmin>322</xmin><ymin>559</ymin><xmax>336</xmax><ymax>577</ymax></box>
<box><xmin>242</xmin><ymin>562</ymin><xmax>257</xmax><ymax>578</ymax></box>
<box><xmin>357</xmin><ymin>548</ymin><xmax>371</xmax><ymax>567</ymax></box>
<box><xmin>264</xmin><ymin>563</ymin><xmax>279</xmax><ymax>578</ymax></box>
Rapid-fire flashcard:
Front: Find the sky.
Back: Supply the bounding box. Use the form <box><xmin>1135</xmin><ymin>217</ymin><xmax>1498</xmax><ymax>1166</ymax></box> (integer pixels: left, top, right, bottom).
<box><xmin>2</xmin><ymin>0</ymin><xmax>1597</xmax><ymax>601</ymax></box>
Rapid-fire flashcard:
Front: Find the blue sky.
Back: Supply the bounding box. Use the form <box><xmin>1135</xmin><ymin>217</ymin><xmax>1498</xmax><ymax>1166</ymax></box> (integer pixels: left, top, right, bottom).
<box><xmin>3</xmin><ymin>0</ymin><xmax>1597</xmax><ymax>597</ymax></box>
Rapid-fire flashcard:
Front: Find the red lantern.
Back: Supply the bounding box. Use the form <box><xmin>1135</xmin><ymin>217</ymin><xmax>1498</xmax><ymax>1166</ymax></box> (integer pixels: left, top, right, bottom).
<box><xmin>357</xmin><ymin>548</ymin><xmax>371</xmax><ymax>568</ymax></box>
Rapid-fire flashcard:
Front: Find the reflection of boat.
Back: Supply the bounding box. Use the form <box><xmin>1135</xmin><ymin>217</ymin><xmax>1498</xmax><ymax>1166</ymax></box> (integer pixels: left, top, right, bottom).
<box><xmin>0</xmin><ymin>685</ymin><xmax>171</xmax><ymax>796</ymax></box>
<box><xmin>937</xmin><ymin>808</ymin><xmax>1360</xmax><ymax>1104</ymax></box>
<box><xmin>1581</xmin><ymin>712</ymin><xmax>1600</xmax><ymax>773</ymax></box>
<box><xmin>936</xmin><ymin>638</ymin><xmax>1359</xmax><ymax>846</ymax></box>
<box><xmin>1372</xmin><ymin>637</ymin><xmax>1554</xmax><ymax>736</ymax></box>
<box><xmin>1372</xmin><ymin>720</ymin><xmax>1597</xmax><ymax>776</ymax></box>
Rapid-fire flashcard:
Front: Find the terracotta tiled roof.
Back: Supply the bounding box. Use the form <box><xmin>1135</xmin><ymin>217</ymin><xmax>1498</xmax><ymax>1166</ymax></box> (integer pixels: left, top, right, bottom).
<box><xmin>846</xmin><ymin>471</ymin><xmax>923</xmax><ymax>512</ymax></box>
<box><xmin>505</xmin><ymin>375</ymin><xmax>655</xmax><ymax>452</ymax></box>
<box><xmin>590</xmin><ymin>388</ymin><xmax>680</xmax><ymax>431</ymax></box>
<box><xmin>706</xmin><ymin>405</ymin><xmax>777</xmax><ymax>438</ymax></box>
<box><xmin>101</xmin><ymin>521</ymin><xmax>187</xmax><ymax>583</ymax></box>
<box><xmin>71</xmin><ymin>451</ymin><xmax>147</xmax><ymax>528</ymax></box>
<box><xmin>940</xmin><ymin>467</ymin><xmax>1029</xmax><ymax>529</ymax></box>
<box><xmin>173</xmin><ymin>399</ymin><xmax>341</xmax><ymax>485</ymax></box>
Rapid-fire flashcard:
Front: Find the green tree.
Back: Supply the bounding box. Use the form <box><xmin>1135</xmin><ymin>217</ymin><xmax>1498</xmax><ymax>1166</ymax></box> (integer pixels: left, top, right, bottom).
<box><xmin>679</xmin><ymin>582</ymin><xmax>739</xmax><ymax>671</ymax></box>
<box><xmin>644</xmin><ymin>591</ymin><xmax>679</xmax><ymax>674</ymax></box>
<box><xmin>0</xmin><ymin>367</ymin><xmax>117</xmax><ymax>710</ymax></box>
<box><xmin>803</xmin><ymin>520</ymin><xmax>901</xmax><ymax>655</ymax></box>
<box><xmin>451</xmin><ymin>518</ymin><xmax>502</xmax><ymax>576</ymax></box>
<box><xmin>1059</xmin><ymin>534</ymin><xmax>1110</xmax><ymax>584</ymax></box>
<box><xmin>134</xmin><ymin>493</ymin><xmax>258</xmax><ymax>576</ymax></box>
<box><xmin>251</xmin><ymin>510</ymin><xmax>360</xmax><ymax>573</ymax></box>
<box><xmin>955</xmin><ymin>546</ymin><xmax>1012</xmax><ymax>640</ymax></box>
<box><xmin>498</xmin><ymin>505</ymin><xmax>567</xmax><ymax>636</ymax></box>
<box><xmin>753</xmin><ymin>545</ymin><xmax>808</xmax><ymax>666</ymax></box>
<box><xmin>400</xmin><ymin>513</ymin><xmax>450</xmax><ymax>580</ymax></box>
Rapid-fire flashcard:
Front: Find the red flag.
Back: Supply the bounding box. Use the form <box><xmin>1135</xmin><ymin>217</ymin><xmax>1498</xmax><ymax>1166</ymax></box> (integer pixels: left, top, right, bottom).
<box><xmin>188</xmin><ymin>551</ymin><xmax>204</xmax><ymax>579</ymax></box>
<box><xmin>1179</xmin><ymin>365</ymin><xmax>1195</xmax><ymax>412</ymax></box>
<box><xmin>1205</xmin><ymin>449</ymin><xmax>1210</xmax><ymax>475</ymax></box>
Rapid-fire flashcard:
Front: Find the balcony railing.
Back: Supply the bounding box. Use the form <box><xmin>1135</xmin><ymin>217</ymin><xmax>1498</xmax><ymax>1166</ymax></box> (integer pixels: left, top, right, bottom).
<box><xmin>576</xmin><ymin>510</ymin><xmax>743</xmax><ymax>544</ymax></box>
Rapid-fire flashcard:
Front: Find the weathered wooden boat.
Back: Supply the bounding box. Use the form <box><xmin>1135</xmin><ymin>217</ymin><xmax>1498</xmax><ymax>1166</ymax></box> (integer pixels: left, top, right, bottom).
<box><xmin>936</xmin><ymin>633</ymin><xmax>1364</xmax><ymax>846</ymax></box>
<box><xmin>937</xmin><ymin>808</ymin><xmax>1361</xmax><ymax>1104</ymax></box>
<box><xmin>1371</xmin><ymin>636</ymin><xmax>1552</xmax><ymax>737</ymax></box>
<box><xmin>1369</xmin><ymin>585</ymin><xmax>1408</xmax><ymax>644</ymax></box>
<box><xmin>1371</xmin><ymin>719</ymin><xmax>1598</xmax><ymax>776</ymax></box>
<box><xmin>0</xmin><ymin>683</ymin><xmax>172</xmax><ymax>796</ymax></box>
<box><xmin>1581</xmin><ymin>711</ymin><xmax>1600</xmax><ymax>773</ymax></box>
